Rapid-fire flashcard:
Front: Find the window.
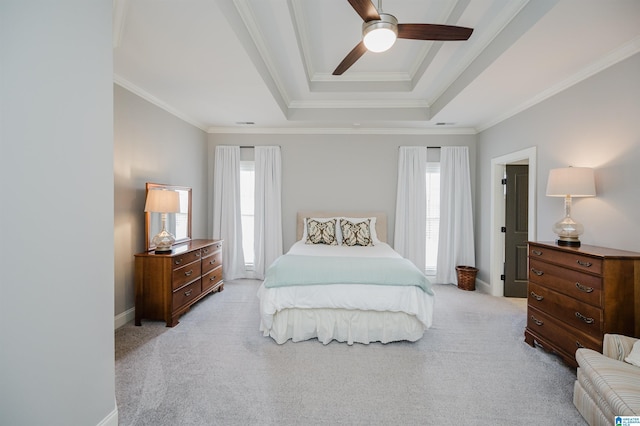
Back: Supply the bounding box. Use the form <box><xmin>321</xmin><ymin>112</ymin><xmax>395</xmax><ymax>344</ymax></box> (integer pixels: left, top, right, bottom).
<box><xmin>425</xmin><ymin>162</ymin><xmax>440</xmax><ymax>275</ymax></box>
<box><xmin>239</xmin><ymin>161</ymin><xmax>255</xmax><ymax>267</ymax></box>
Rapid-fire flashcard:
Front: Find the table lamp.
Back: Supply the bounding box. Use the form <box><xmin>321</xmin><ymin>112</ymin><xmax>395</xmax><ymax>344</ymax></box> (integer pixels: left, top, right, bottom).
<box><xmin>545</xmin><ymin>167</ymin><xmax>596</xmax><ymax>247</ymax></box>
<box><xmin>144</xmin><ymin>189</ymin><xmax>181</xmax><ymax>253</ymax></box>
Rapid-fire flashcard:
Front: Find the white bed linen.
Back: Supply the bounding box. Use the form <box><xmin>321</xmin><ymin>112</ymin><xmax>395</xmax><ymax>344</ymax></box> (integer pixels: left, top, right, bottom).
<box><xmin>257</xmin><ymin>241</ymin><xmax>435</xmax><ymax>344</ymax></box>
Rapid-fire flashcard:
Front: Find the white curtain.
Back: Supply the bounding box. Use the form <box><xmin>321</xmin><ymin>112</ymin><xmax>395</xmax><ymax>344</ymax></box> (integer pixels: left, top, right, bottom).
<box><xmin>435</xmin><ymin>146</ymin><xmax>475</xmax><ymax>284</ymax></box>
<box><xmin>394</xmin><ymin>146</ymin><xmax>427</xmax><ymax>271</ymax></box>
<box><xmin>212</xmin><ymin>145</ymin><xmax>246</xmax><ymax>280</ymax></box>
<box><xmin>253</xmin><ymin>146</ymin><xmax>283</xmax><ymax>279</ymax></box>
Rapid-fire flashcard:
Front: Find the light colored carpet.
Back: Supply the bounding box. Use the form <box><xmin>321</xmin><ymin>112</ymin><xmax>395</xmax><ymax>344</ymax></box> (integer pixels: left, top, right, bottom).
<box><xmin>115</xmin><ymin>280</ymin><xmax>586</xmax><ymax>425</ymax></box>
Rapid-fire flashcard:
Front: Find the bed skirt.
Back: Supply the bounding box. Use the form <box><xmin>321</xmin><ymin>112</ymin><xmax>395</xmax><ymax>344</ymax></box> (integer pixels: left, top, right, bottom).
<box><xmin>260</xmin><ymin>308</ymin><xmax>427</xmax><ymax>345</ymax></box>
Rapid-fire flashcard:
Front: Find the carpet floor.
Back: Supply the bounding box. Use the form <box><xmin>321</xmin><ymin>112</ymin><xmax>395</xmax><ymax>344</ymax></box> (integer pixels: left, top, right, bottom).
<box><xmin>115</xmin><ymin>280</ymin><xmax>586</xmax><ymax>425</ymax></box>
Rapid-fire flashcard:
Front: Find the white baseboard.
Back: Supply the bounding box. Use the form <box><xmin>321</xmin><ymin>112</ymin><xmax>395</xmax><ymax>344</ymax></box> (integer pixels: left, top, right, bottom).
<box><xmin>475</xmin><ymin>277</ymin><xmax>492</xmax><ymax>294</ymax></box>
<box><xmin>97</xmin><ymin>400</ymin><xmax>118</xmax><ymax>426</ymax></box>
<box><xmin>114</xmin><ymin>307</ymin><xmax>135</xmax><ymax>330</ymax></box>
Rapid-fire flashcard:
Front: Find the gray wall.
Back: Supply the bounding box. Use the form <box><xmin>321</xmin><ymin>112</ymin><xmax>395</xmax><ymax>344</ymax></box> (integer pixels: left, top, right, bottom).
<box><xmin>208</xmin><ymin>133</ymin><xmax>476</xmax><ymax>250</ymax></box>
<box><xmin>476</xmin><ymin>52</ymin><xmax>640</xmax><ymax>286</ymax></box>
<box><xmin>114</xmin><ymin>40</ymin><xmax>639</xmax><ymax>326</ymax></box>
<box><xmin>114</xmin><ymin>84</ymin><xmax>209</xmax><ymax>322</ymax></box>
<box><xmin>1</xmin><ymin>1</ymin><xmax>116</xmax><ymax>425</ymax></box>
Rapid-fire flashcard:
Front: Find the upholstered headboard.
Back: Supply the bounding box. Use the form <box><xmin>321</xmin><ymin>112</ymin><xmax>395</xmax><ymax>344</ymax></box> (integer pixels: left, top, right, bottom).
<box><xmin>296</xmin><ymin>211</ymin><xmax>387</xmax><ymax>243</ymax></box>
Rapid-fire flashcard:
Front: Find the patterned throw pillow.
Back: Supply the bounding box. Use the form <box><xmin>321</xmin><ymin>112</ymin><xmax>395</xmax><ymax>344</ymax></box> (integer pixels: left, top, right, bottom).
<box><xmin>340</xmin><ymin>218</ymin><xmax>373</xmax><ymax>246</ymax></box>
<box><xmin>305</xmin><ymin>219</ymin><xmax>338</xmax><ymax>245</ymax></box>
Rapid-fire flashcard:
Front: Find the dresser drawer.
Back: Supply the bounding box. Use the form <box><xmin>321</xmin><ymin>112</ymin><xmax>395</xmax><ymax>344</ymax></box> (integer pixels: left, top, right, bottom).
<box><xmin>527</xmin><ymin>306</ymin><xmax>601</xmax><ymax>356</ymax></box>
<box><xmin>171</xmin><ymin>250</ymin><xmax>202</xmax><ymax>270</ymax></box>
<box><xmin>529</xmin><ymin>258</ymin><xmax>602</xmax><ymax>307</ymax></box>
<box><xmin>529</xmin><ymin>245</ymin><xmax>602</xmax><ymax>275</ymax></box>
<box><xmin>200</xmin><ymin>242</ymin><xmax>221</xmax><ymax>258</ymax></box>
<box><xmin>172</xmin><ymin>260</ymin><xmax>202</xmax><ymax>290</ymax></box>
<box><xmin>528</xmin><ymin>282</ymin><xmax>603</xmax><ymax>338</ymax></box>
<box><xmin>172</xmin><ymin>280</ymin><xmax>202</xmax><ymax>309</ymax></box>
<box><xmin>202</xmin><ymin>267</ymin><xmax>223</xmax><ymax>293</ymax></box>
<box><xmin>202</xmin><ymin>251</ymin><xmax>222</xmax><ymax>275</ymax></box>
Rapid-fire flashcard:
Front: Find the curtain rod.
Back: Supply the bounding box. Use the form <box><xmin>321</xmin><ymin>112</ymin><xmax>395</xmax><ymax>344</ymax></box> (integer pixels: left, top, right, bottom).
<box><xmin>239</xmin><ymin>145</ymin><xmax>281</xmax><ymax>149</ymax></box>
<box><xmin>397</xmin><ymin>146</ymin><xmax>441</xmax><ymax>149</ymax></box>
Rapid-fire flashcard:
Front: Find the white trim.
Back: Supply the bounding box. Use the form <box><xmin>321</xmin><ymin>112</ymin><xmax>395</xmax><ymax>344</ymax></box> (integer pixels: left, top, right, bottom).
<box><xmin>113</xmin><ymin>76</ymin><xmax>208</xmax><ymax>131</ymax></box>
<box><xmin>475</xmin><ymin>277</ymin><xmax>491</xmax><ymax>294</ymax></box>
<box><xmin>206</xmin><ymin>126</ymin><xmax>477</xmax><ymax>135</ymax></box>
<box><xmin>96</xmin><ymin>401</ymin><xmax>118</xmax><ymax>426</ymax></box>
<box><xmin>289</xmin><ymin>99</ymin><xmax>429</xmax><ymax>109</ymax></box>
<box><xmin>478</xmin><ymin>36</ymin><xmax>640</xmax><ymax>132</ymax></box>
<box><xmin>489</xmin><ymin>147</ymin><xmax>537</xmax><ymax>297</ymax></box>
<box><xmin>112</xmin><ymin>0</ymin><xmax>129</xmax><ymax>48</ymax></box>
<box><xmin>114</xmin><ymin>307</ymin><xmax>135</xmax><ymax>330</ymax></box>
<box><xmin>114</xmin><ymin>75</ymin><xmax>477</xmax><ymax>136</ymax></box>
<box><xmin>233</xmin><ymin>0</ymin><xmax>291</xmax><ymax>106</ymax></box>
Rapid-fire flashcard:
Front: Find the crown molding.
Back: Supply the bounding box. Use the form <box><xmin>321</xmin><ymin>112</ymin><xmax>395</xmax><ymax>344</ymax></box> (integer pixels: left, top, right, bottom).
<box><xmin>115</xmin><ymin>73</ymin><xmax>477</xmax><ymax>134</ymax></box>
<box><xmin>113</xmin><ymin>75</ymin><xmax>208</xmax><ymax>131</ymax></box>
<box><xmin>207</xmin><ymin>126</ymin><xmax>477</xmax><ymax>135</ymax></box>
<box><xmin>477</xmin><ymin>35</ymin><xmax>640</xmax><ymax>133</ymax></box>
<box><xmin>288</xmin><ymin>99</ymin><xmax>429</xmax><ymax>109</ymax></box>
<box><xmin>233</xmin><ymin>0</ymin><xmax>292</xmax><ymax>106</ymax></box>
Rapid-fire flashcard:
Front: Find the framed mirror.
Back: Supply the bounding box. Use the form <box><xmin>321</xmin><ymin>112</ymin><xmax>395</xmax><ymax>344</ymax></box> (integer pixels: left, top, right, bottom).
<box><xmin>145</xmin><ymin>182</ymin><xmax>192</xmax><ymax>251</ymax></box>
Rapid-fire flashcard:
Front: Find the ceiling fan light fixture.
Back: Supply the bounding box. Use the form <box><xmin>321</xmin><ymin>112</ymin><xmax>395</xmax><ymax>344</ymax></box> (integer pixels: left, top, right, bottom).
<box><xmin>362</xmin><ymin>13</ymin><xmax>398</xmax><ymax>53</ymax></box>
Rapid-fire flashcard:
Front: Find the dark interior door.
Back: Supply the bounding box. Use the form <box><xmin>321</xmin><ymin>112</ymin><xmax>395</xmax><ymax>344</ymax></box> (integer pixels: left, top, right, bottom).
<box><xmin>504</xmin><ymin>164</ymin><xmax>529</xmax><ymax>298</ymax></box>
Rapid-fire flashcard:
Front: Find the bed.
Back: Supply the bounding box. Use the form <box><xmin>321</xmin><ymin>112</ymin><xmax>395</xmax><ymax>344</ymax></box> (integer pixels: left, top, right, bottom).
<box><xmin>257</xmin><ymin>211</ymin><xmax>435</xmax><ymax>345</ymax></box>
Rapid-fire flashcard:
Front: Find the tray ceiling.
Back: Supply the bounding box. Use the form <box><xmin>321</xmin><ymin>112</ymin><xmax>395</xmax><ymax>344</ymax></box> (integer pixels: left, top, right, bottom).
<box><xmin>113</xmin><ymin>0</ymin><xmax>640</xmax><ymax>133</ymax></box>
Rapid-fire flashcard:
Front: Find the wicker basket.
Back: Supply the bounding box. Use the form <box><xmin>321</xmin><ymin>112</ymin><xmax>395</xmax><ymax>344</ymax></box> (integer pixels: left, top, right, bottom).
<box><xmin>456</xmin><ymin>266</ymin><xmax>478</xmax><ymax>291</ymax></box>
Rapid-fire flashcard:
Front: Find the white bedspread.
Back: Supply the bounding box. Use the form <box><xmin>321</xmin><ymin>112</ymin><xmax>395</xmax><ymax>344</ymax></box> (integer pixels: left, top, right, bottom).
<box><xmin>257</xmin><ymin>241</ymin><xmax>435</xmax><ymax>343</ymax></box>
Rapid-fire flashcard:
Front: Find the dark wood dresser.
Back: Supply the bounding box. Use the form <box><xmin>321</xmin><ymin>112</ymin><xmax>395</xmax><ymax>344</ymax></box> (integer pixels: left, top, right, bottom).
<box><xmin>135</xmin><ymin>239</ymin><xmax>223</xmax><ymax>327</ymax></box>
<box><xmin>525</xmin><ymin>241</ymin><xmax>640</xmax><ymax>367</ymax></box>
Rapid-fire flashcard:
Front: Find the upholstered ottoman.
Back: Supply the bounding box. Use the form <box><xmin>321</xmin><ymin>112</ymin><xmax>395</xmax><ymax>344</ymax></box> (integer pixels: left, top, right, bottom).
<box><xmin>573</xmin><ymin>334</ymin><xmax>640</xmax><ymax>426</ymax></box>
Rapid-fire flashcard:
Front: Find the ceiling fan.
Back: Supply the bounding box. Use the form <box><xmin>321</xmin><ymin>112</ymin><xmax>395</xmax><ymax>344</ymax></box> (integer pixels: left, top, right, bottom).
<box><xmin>333</xmin><ymin>0</ymin><xmax>474</xmax><ymax>75</ymax></box>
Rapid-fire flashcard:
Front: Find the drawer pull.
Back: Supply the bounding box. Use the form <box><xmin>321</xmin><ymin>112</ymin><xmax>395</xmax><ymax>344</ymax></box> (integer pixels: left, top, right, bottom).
<box><xmin>575</xmin><ymin>312</ymin><xmax>595</xmax><ymax>324</ymax></box>
<box><xmin>209</xmin><ymin>259</ymin><xmax>216</xmax><ymax>265</ymax></box>
<box><xmin>195</xmin><ymin>252</ymin><xmax>201</xmax><ymax>257</ymax></box>
<box><xmin>576</xmin><ymin>259</ymin><xmax>592</xmax><ymax>267</ymax></box>
<box><xmin>184</xmin><ymin>270</ymin><xmax>193</xmax><ymax>277</ymax></box>
<box><xmin>530</xmin><ymin>268</ymin><xmax>544</xmax><ymax>276</ymax></box>
<box><xmin>209</xmin><ymin>275</ymin><xmax>217</xmax><ymax>281</ymax></box>
<box><xmin>576</xmin><ymin>341</ymin><xmax>584</xmax><ymax>349</ymax></box>
<box><xmin>530</xmin><ymin>315</ymin><xmax>544</xmax><ymax>326</ymax></box>
<box><xmin>532</xmin><ymin>249</ymin><xmax>543</xmax><ymax>256</ymax></box>
<box><xmin>174</xmin><ymin>259</ymin><xmax>183</xmax><ymax>265</ymax></box>
<box><xmin>203</xmin><ymin>249</ymin><xmax>209</xmax><ymax>254</ymax></box>
<box><xmin>184</xmin><ymin>289</ymin><xmax>193</xmax><ymax>297</ymax></box>
<box><xmin>575</xmin><ymin>282</ymin><xmax>594</xmax><ymax>293</ymax></box>
<box><xmin>530</xmin><ymin>291</ymin><xmax>544</xmax><ymax>301</ymax></box>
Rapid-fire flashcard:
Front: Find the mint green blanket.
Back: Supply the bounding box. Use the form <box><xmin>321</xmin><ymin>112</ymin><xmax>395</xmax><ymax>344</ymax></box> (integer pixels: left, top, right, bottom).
<box><xmin>264</xmin><ymin>255</ymin><xmax>433</xmax><ymax>295</ymax></box>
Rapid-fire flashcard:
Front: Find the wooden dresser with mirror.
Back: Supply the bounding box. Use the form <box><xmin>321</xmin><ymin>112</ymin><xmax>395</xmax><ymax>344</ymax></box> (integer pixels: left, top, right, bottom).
<box><xmin>135</xmin><ymin>182</ymin><xmax>223</xmax><ymax>327</ymax></box>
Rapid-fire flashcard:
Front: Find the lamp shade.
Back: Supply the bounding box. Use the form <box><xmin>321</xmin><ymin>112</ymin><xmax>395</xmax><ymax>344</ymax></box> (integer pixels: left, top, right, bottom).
<box><xmin>546</xmin><ymin>167</ymin><xmax>596</xmax><ymax>197</ymax></box>
<box><xmin>144</xmin><ymin>189</ymin><xmax>180</xmax><ymax>213</ymax></box>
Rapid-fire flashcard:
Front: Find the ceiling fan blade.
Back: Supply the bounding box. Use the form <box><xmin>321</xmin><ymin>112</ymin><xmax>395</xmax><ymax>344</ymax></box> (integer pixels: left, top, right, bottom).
<box><xmin>332</xmin><ymin>41</ymin><xmax>367</xmax><ymax>75</ymax></box>
<box><xmin>397</xmin><ymin>23</ymin><xmax>473</xmax><ymax>41</ymax></box>
<box><xmin>348</xmin><ymin>0</ymin><xmax>380</xmax><ymax>22</ymax></box>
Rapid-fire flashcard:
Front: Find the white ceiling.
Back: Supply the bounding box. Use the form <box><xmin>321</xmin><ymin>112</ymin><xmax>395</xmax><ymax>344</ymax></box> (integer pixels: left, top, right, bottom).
<box><xmin>113</xmin><ymin>0</ymin><xmax>640</xmax><ymax>133</ymax></box>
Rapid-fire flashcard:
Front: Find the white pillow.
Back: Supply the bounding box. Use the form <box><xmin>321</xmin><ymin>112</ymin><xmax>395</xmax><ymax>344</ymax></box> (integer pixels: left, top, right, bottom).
<box><xmin>624</xmin><ymin>340</ymin><xmax>640</xmax><ymax>367</ymax></box>
<box><xmin>302</xmin><ymin>217</ymin><xmax>343</xmax><ymax>244</ymax></box>
<box><xmin>341</xmin><ymin>216</ymin><xmax>381</xmax><ymax>244</ymax></box>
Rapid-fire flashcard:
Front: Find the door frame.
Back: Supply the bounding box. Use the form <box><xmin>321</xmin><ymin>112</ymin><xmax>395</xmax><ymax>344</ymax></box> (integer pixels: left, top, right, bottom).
<box><xmin>489</xmin><ymin>147</ymin><xmax>537</xmax><ymax>297</ymax></box>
